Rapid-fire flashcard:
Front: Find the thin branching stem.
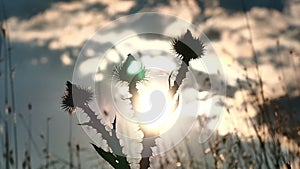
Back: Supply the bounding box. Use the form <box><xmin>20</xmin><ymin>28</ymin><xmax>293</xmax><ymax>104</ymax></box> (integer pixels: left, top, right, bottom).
<box><xmin>1</xmin><ymin>1</ymin><xmax>18</xmax><ymax>167</ymax></box>
<box><xmin>76</xmin><ymin>144</ymin><xmax>81</xmax><ymax>169</ymax></box>
<box><xmin>5</xmin><ymin>111</ymin><xmax>10</xmax><ymax>169</ymax></box>
<box><xmin>69</xmin><ymin>115</ymin><xmax>73</xmax><ymax>169</ymax></box>
<box><xmin>46</xmin><ymin>118</ymin><xmax>51</xmax><ymax>169</ymax></box>
<box><xmin>28</xmin><ymin>103</ymin><xmax>32</xmax><ymax>169</ymax></box>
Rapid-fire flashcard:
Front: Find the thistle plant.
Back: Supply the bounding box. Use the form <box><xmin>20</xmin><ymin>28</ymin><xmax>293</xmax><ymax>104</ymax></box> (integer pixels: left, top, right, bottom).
<box><xmin>61</xmin><ymin>29</ymin><xmax>205</xmax><ymax>169</ymax></box>
<box><xmin>169</xmin><ymin>29</ymin><xmax>205</xmax><ymax>97</ymax></box>
<box><xmin>113</xmin><ymin>53</ymin><xmax>154</xmax><ymax>168</ymax></box>
<box><xmin>61</xmin><ymin>81</ymin><xmax>130</xmax><ymax>169</ymax></box>
<box><xmin>113</xmin><ymin>53</ymin><xmax>146</xmax><ymax>113</ymax></box>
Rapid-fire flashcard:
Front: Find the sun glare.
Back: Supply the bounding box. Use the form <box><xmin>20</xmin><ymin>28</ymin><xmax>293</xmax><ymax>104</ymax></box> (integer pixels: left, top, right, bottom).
<box><xmin>135</xmin><ymin>80</ymin><xmax>181</xmax><ymax>135</ymax></box>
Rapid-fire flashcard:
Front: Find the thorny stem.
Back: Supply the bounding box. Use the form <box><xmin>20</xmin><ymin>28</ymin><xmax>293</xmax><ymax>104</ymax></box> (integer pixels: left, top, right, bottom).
<box><xmin>140</xmin><ymin>124</ymin><xmax>160</xmax><ymax>168</ymax></box>
<box><xmin>169</xmin><ymin>62</ymin><xmax>189</xmax><ymax>96</ymax></box>
<box><xmin>128</xmin><ymin>74</ymin><xmax>157</xmax><ymax>169</ymax></box>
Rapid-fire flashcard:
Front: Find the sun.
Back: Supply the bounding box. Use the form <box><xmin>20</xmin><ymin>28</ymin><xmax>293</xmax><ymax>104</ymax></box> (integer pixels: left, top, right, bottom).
<box><xmin>134</xmin><ymin>73</ymin><xmax>181</xmax><ymax>135</ymax></box>
<box><xmin>141</xmin><ymin>92</ymin><xmax>181</xmax><ymax>135</ymax></box>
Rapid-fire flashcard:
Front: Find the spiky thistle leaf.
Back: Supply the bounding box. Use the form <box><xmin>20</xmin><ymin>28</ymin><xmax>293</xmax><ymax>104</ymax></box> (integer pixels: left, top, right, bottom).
<box><xmin>61</xmin><ymin>81</ymin><xmax>93</xmax><ymax>114</ymax></box>
<box><xmin>92</xmin><ymin>144</ymin><xmax>130</xmax><ymax>169</ymax></box>
<box><xmin>171</xmin><ymin>29</ymin><xmax>205</xmax><ymax>65</ymax></box>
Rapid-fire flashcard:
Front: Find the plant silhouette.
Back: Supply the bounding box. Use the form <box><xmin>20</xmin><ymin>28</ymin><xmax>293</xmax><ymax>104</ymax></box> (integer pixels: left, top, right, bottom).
<box><xmin>61</xmin><ymin>29</ymin><xmax>205</xmax><ymax>169</ymax></box>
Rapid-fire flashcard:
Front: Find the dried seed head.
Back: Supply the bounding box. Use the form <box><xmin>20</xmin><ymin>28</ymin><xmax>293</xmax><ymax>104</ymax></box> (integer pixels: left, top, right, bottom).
<box><xmin>76</xmin><ymin>144</ymin><xmax>80</xmax><ymax>151</ymax></box>
<box><xmin>6</xmin><ymin>106</ymin><xmax>11</xmax><ymax>114</ymax></box>
<box><xmin>113</xmin><ymin>54</ymin><xmax>146</xmax><ymax>83</ymax></box>
<box><xmin>28</xmin><ymin>102</ymin><xmax>32</xmax><ymax>110</ymax></box>
<box><xmin>171</xmin><ymin>29</ymin><xmax>205</xmax><ymax>65</ymax></box>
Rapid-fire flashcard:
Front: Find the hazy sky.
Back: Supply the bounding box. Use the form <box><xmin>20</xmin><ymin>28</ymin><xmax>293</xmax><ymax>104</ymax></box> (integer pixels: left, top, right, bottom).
<box><xmin>1</xmin><ymin>0</ymin><xmax>299</xmax><ymax>168</ymax></box>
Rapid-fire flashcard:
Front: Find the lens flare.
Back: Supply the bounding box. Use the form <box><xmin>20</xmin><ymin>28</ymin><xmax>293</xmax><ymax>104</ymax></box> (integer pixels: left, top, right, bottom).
<box><xmin>127</xmin><ymin>60</ymin><xmax>142</xmax><ymax>75</ymax></box>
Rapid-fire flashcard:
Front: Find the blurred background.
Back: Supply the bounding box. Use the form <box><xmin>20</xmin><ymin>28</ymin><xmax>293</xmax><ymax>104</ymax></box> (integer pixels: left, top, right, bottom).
<box><xmin>0</xmin><ymin>0</ymin><xmax>300</xmax><ymax>168</ymax></box>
